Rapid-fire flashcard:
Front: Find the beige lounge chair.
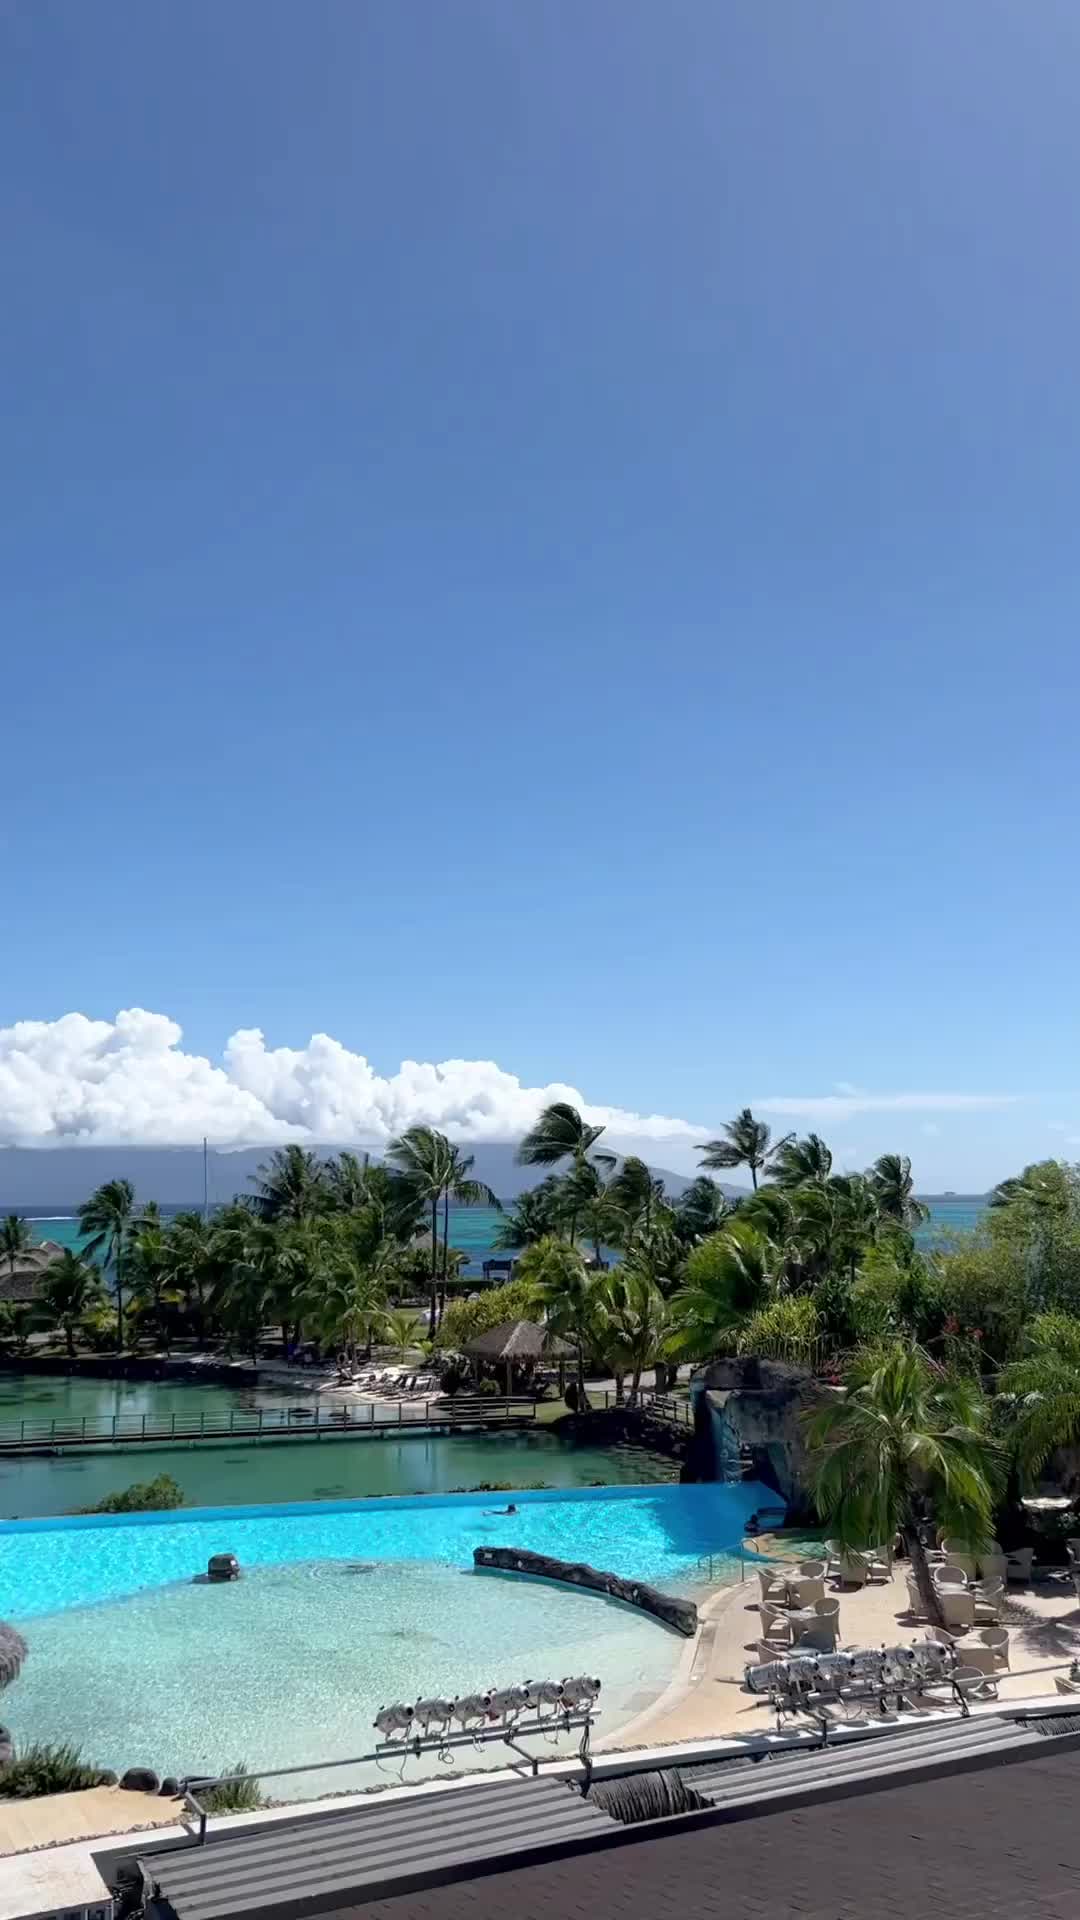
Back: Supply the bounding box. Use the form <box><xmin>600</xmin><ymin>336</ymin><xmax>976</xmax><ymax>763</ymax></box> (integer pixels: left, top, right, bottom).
<box><xmin>933</xmin><ymin>1564</ymin><xmax>968</xmax><ymax>1589</ymax></box>
<box><xmin>952</xmin><ymin>1639</ymin><xmax>999</xmax><ymax>1678</ymax></box>
<box><xmin>797</xmin><ymin>1559</ymin><xmax>828</xmax><ymax>1580</ymax></box>
<box><xmin>1055</xmin><ymin>1674</ymin><xmax>1080</xmax><ymax>1696</ymax></box>
<box><xmin>814</xmin><ymin>1596</ymin><xmax>840</xmax><ymax>1624</ymax></box>
<box><xmin>1005</xmin><ymin>1548</ymin><xmax>1034</xmax><ymax>1584</ymax></box>
<box><xmin>951</xmin><ymin>1660</ymin><xmax>997</xmax><ymax>1701</ymax></box>
<box><xmin>939</xmin><ymin>1587</ymin><xmax>976</xmax><ymax>1632</ymax></box>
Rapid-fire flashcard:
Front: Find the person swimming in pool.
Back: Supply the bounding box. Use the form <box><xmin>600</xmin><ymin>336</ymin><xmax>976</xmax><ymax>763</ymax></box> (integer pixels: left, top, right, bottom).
<box><xmin>484</xmin><ymin>1502</ymin><xmax>518</xmax><ymax>1515</ymax></box>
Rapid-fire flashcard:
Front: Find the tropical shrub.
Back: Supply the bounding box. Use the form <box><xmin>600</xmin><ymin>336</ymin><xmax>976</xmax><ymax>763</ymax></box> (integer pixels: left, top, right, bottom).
<box><xmin>81</xmin><ymin>1474</ymin><xmax>184</xmax><ymax>1514</ymax></box>
<box><xmin>0</xmin><ymin>1741</ymin><xmax>109</xmax><ymax>1798</ymax></box>
<box><xmin>434</xmin><ymin>1279</ymin><xmax>535</xmax><ymax>1350</ymax></box>
<box><xmin>199</xmin><ymin>1764</ymin><xmax>265</xmax><ymax>1813</ymax></box>
<box><xmin>735</xmin><ymin>1295</ymin><xmax>820</xmax><ymax>1364</ymax></box>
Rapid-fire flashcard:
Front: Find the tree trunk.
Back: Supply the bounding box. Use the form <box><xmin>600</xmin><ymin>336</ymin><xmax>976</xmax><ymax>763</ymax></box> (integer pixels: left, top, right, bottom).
<box><xmin>577</xmin><ymin>1344</ymin><xmax>589</xmax><ymax>1411</ymax></box>
<box><xmin>630</xmin><ymin>1364</ymin><xmax>643</xmax><ymax>1406</ymax></box>
<box><xmin>281</xmin><ymin>1321</ymin><xmax>290</xmax><ymax>1359</ymax></box>
<box><xmin>115</xmin><ymin>1240</ymin><xmax>124</xmax><ymax>1350</ymax></box>
<box><xmin>428</xmin><ymin>1199</ymin><xmax>439</xmax><ymax>1339</ymax></box>
<box><xmin>66</xmin><ymin>1324</ymin><xmax>75</xmax><ymax>1359</ymax></box>
<box><xmin>904</xmin><ymin>1524</ymin><xmax>945</xmax><ymax>1627</ymax></box>
<box><xmin>613</xmin><ymin>1369</ymin><xmax>625</xmax><ymax>1405</ymax></box>
<box><xmin>440</xmin><ymin>1189</ymin><xmax>450</xmax><ymax>1317</ymax></box>
<box><xmin>750</xmin><ymin>1163</ymin><xmax>758</xmax><ymax>1190</ymax></box>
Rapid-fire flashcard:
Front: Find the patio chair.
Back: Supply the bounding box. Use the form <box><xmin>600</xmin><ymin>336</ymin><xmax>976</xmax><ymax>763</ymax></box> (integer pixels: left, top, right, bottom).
<box><xmin>758</xmin><ymin>1567</ymin><xmax>789</xmax><ymax>1606</ymax></box>
<box><xmin>759</xmin><ymin>1601</ymin><xmax>791</xmax><ymax>1641</ymax></box>
<box><xmin>1056</xmin><ymin>1674</ymin><xmax>1080</xmax><ymax>1696</ymax></box>
<box><xmin>1005</xmin><ymin>1548</ymin><xmax>1034</xmax><ymax>1584</ymax></box>
<box><xmin>924</xmin><ymin>1624</ymin><xmax>958</xmax><ymax>1648</ymax></box>
<box><xmin>933</xmin><ymin>1564</ymin><xmax>968</xmax><ymax>1589</ymax></box>
<box><xmin>814</xmin><ymin>1597</ymin><xmax>840</xmax><ymax>1624</ymax></box>
<box><xmin>906</xmin><ymin>1575</ymin><xmax>927</xmax><ymax>1617</ymax></box>
<box><xmin>755</xmin><ymin>1637</ymin><xmax>790</xmax><ymax>1664</ymax></box>
<box><xmin>862</xmin><ymin>1548</ymin><xmax>891</xmax><ymax>1582</ymax></box>
<box><xmin>832</xmin><ymin>1552</ymin><xmax>870</xmax><ymax>1588</ymax></box>
<box><xmin>974</xmin><ymin>1577</ymin><xmax>1005</xmax><ymax>1622</ymax></box>
<box><xmin>788</xmin><ymin>1576</ymin><xmax>825</xmax><ymax>1607</ymax></box>
<box><xmin>793</xmin><ymin>1624</ymin><xmax>837</xmax><ymax>1654</ymax></box>
<box><xmin>951</xmin><ymin>1660</ymin><xmax>997</xmax><ymax>1701</ymax></box>
<box><xmin>941</xmin><ymin>1541</ymin><xmax>978</xmax><ymax>1581</ymax></box>
<box><xmin>939</xmin><ymin>1587</ymin><xmax>976</xmax><ymax>1632</ymax></box>
<box><xmin>797</xmin><ymin>1559</ymin><xmax>828</xmax><ymax>1580</ymax></box>
<box><xmin>974</xmin><ymin>1624</ymin><xmax>1010</xmax><ymax>1671</ymax></box>
<box><xmin>978</xmin><ymin>1542</ymin><xmax>1008</xmax><ymax>1583</ymax></box>
<box><xmin>1066</xmin><ymin>1538</ymin><xmax>1080</xmax><ymax>1566</ymax></box>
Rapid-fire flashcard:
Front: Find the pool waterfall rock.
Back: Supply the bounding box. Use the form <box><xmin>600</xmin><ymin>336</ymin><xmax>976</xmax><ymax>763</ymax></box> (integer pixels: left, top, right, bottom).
<box><xmin>473</xmin><ymin>1545</ymin><xmax>698</xmax><ymax>1637</ymax></box>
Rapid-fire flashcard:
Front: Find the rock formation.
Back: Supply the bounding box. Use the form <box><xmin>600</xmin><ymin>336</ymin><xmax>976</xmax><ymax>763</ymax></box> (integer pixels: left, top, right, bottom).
<box><xmin>473</xmin><ymin>1545</ymin><xmax>698</xmax><ymax>1636</ymax></box>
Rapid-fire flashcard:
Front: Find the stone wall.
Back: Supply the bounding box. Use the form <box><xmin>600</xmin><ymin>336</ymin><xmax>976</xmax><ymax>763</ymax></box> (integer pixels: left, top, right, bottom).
<box><xmin>473</xmin><ymin>1545</ymin><xmax>698</xmax><ymax>1636</ymax></box>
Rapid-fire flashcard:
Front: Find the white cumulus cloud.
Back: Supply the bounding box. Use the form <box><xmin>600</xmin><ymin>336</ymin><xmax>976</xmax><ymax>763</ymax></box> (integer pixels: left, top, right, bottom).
<box><xmin>0</xmin><ymin>1008</ymin><xmax>706</xmax><ymax>1152</ymax></box>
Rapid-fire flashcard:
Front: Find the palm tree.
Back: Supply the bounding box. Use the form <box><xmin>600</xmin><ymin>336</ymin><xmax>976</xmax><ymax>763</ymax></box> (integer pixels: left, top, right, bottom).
<box><xmin>606</xmin><ymin>1156</ymin><xmax>665</xmax><ymax>1242</ymax></box>
<box><xmin>384</xmin><ymin>1307</ymin><xmax>422</xmax><ymax>1361</ymax></box>
<box><xmin>807</xmin><ymin>1344</ymin><xmax>1000</xmax><ymax>1627</ymax></box>
<box><xmin>697</xmin><ymin>1108</ymin><xmax>792</xmax><ymax>1190</ymax></box>
<box><xmin>601</xmin><ymin>1261</ymin><xmax>672</xmax><ymax>1404</ymax></box>
<box><xmin>0</xmin><ymin>1216</ymin><xmax>32</xmax><ymax>1281</ymax></box>
<box><xmin>162</xmin><ymin>1212</ymin><xmax>220</xmax><ymax>1344</ymax></box>
<box><xmin>310</xmin><ymin>1257</ymin><xmax>390</xmax><ymax>1364</ymax></box>
<box><xmin>386</xmin><ymin>1126</ymin><xmax>453</xmax><ymax>1339</ymax></box>
<box><xmin>768</xmin><ymin>1134</ymin><xmax>833</xmax><ymax>1189</ymax></box>
<box><xmin>1000</xmin><ymin>1312</ymin><xmax>1080</xmax><ymax>1482</ymax></box>
<box><xmin>492</xmin><ymin>1184</ymin><xmax>560</xmax><ymax>1252</ymax></box>
<box><xmin>79</xmin><ymin>1179</ymin><xmax>136</xmax><ymax>1349</ymax></box>
<box><xmin>516</xmin><ymin>1103</ymin><xmax>616</xmax><ymax>1245</ymax></box>
<box><xmin>323</xmin><ymin>1150</ymin><xmax>371</xmax><ymax>1212</ymax></box>
<box><xmin>869</xmin><ymin>1152</ymin><xmax>929</xmax><ymax>1229</ymax></box>
<box><xmin>440</xmin><ymin>1143</ymin><xmax>501</xmax><ymax>1315</ymax></box>
<box><xmin>672</xmin><ymin>1177</ymin><xmax>730</xmax><ymax>1246</ymax></box>
<box><xmin>670</xmin><ymin>1220</ymin><xmax>779</xmax><ymax>1356</ymax></box>
<box><xmin>518</xmin><ymin>1235</ymin><xmax>598</xmax><ymax>1409</ymax></box>
<box><xmin>248</xmin><ymin>1145</ymin><xmax>327</xmax><ymax>1223</ymax></box>
<box><xmin>128</xmin><ymin>1223</ymin><xmax>184</xmax><ymax>1353</ymax></box>
<box><xmin>38</xmin><ymin>1251</ymin><xmax>105</xmax><ymax>1358</ymax></box>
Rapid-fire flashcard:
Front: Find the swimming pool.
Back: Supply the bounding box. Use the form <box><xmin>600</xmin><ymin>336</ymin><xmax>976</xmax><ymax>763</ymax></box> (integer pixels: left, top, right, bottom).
<box><xmin>0</xmin><ymin>1481</ymin><xmax>771</xmax><ymax>1793</ymax></box>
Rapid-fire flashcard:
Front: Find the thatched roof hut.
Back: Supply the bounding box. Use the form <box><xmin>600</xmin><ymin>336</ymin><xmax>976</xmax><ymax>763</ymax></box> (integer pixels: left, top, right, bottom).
<box><xmin>0</xmin><ymin>1240</ymin><xmax>63</xmax><ymax>1304</ymax></box>
<box><xmin>462</xmin><ymin>1319</ymin><xmax>575</xmax><ymax>1394</ymax></box>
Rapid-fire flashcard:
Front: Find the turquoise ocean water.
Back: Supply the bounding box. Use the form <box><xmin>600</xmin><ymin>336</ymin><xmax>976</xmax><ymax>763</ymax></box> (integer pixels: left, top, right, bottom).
<box><xmin>23</xmin><ymin>1193</ymin><xmax>990</xmax><ymax>1268</ymax></box>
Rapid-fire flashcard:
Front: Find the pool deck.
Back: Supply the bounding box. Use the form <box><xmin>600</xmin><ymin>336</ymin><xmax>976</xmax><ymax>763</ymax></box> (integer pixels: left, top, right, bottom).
<box><xmin>605</xmin><ymin>1551</ymin><xmax>1080</xmax><ymax>1749</ymax></box>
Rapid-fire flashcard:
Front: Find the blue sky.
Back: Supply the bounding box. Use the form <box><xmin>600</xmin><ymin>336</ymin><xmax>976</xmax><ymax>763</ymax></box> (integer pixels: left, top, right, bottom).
<box><xmin>4</xmin><ymin>1</ymin><xmax>1080</xmax><ymax>1186</ymax></box>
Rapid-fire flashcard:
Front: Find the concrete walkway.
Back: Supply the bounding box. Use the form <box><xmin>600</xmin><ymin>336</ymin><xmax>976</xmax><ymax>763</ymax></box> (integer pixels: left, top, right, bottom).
<box><xmin>0</xmin><ymin>1786</ymin><xmax>183</xmax><ymax>1858</ymax></box>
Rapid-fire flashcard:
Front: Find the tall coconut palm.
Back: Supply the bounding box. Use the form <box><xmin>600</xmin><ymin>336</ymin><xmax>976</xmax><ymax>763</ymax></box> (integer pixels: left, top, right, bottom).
<box><xmin>38</xmin><ymin>1251</ymin><xmax>106</xmax><ymax>1358</ymax></box>
<box><xmin>163</xmin><ymin>1211</ymin><xmax>220</xmax><ymax>1344</ymax></box>
<box><xmin>672</xmin><ymin>1177</ymin><xmax>730</xmax><ymax>1246</ymax></box>
<box><xmin>516</xmin><ymin>1103</ymin><xmax>616</xmax><ymax>1245</ymax></box>
<box><xmin>768</xmin><ymin>1133</ymin><xmax>833</xmax><ymax>1190</ymax></box>
<box><xmin>0</xmin><ymin>1216</ymin><xmax>32</xmax><ymax>1281</ymax></box>
<box><xmin>601</xmin><ymin>1261</ymin><xmax>673</xmax><ymax>1405</ymax></box>
<box><xmin>129</xmin><ymin>1223</ymin><xmax>184</xmax><ymax>1353</ymax></box>
<box><xmin>440</xmin><ymin>1144</ymin><xmax>501</xmax><ymax>1314</ymax></box>
<box><xmin>869</xmin><ymin>1152</ymin><xmax>929</xmax><ymax>1229</ymax></box>
<box><xmin>386</xmin><ymin>1126</ymin><xmax>454</xmax><ymax>1338</ymax></box>
<box><xmin>517</xmin><ymin>1235</ymin><xmax>598</xmax><ymax>1409</ymax></box>
<box><xmin>606</xmin><ymin>1156</ymin><xmax>665</xmax><ymax>1241</ymax></box>
<box><xmin>248</xmin><ymin>1145</ymin><xmax>326</xmax><ymax>1223</ymax></box>
<box><xmin>697</xmin><ymin>1109</ymin><xmax>791</xmax><ymax>1190</ymax></box>
<box><xmin>807</xmin><ymin>1344</ymin><xmax>1000</xmax><ymax>1627</ymax></box>
<box><xmin>78</xmin><ymin>1179</ymin><xmax>136</xmax><ymax>1349</ymax></box>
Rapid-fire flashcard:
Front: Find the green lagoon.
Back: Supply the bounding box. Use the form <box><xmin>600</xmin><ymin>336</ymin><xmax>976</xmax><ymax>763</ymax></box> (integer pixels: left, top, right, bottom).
<box><xmin>0</xmin><ymin>1374</ymin><xmax>675</xmax><ymax>1518</ymax></box>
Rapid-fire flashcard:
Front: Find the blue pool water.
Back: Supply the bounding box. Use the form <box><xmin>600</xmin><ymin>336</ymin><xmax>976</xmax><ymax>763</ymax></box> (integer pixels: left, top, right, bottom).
<box><xmin>0</xmin><ymin>1480</ymin><xmax>768</xmax><ymax>1618</ymax></box>
<box><xmin>0</xmin><ymin>1482</ymin><xmax>769</xmax><ymax>1792</ymax></box>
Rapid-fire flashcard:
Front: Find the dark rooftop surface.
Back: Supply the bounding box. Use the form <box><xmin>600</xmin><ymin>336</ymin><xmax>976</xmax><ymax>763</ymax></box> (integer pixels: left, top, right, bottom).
<box><xmin>339</xmin><ymin>1745</ymin><xmax>1080</xmax><ymax>1920</ymax></box>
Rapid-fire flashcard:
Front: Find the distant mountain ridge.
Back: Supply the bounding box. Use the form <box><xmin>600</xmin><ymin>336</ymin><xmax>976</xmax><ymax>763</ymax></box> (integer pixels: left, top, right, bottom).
<box><xmin>0</xmin><ymin>1143</ymin><xmax>728</xmax><ymax>1210</ymax></box>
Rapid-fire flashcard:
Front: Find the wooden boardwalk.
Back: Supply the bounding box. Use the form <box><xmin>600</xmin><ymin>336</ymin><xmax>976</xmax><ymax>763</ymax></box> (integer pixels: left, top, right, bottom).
<box><xmin>0</xmin><ymin>1398</ymin><xmax>538</xmax><ymax>1455</ymax></box>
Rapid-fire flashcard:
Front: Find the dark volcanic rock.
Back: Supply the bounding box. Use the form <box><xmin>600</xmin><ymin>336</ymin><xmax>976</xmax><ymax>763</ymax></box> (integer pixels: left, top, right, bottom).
<box><xmin>473</xmin><ymin>1545</ymin><xmax>698</xmax><ymax>1636</ymax></box>
<box><xmin>121</xmin><ymin>1766</ymin><xmax>161</xmax><ymax>1793</ymax></box>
